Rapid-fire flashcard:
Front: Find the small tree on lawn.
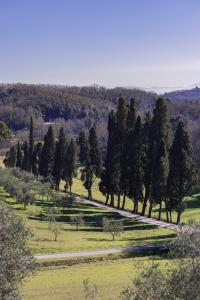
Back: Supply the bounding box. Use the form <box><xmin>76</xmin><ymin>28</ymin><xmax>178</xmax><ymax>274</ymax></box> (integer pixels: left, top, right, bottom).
<box><xmin>48</xmin><ymin>221</ymin><xmax>62</xmax><ymax>241</ymax></box>
<box><xmin>102</xmin><ymin>217</ymin><xmax>123</xmax><ymax>241</ymax></box>
<box><xmin>70</xmin><ymin>213</ymin><xmax>84</xmax><ymax>231</ymax></box>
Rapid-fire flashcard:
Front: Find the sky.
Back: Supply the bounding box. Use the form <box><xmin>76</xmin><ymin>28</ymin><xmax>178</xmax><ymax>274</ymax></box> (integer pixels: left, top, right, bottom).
<box><xmin>1</xmin><ymin>0</ymin><xmax>200</xmax><ymax>92</ymax></box>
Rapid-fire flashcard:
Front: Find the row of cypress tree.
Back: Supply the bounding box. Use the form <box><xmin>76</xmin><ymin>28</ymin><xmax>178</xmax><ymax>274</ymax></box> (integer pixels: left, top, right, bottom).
<box><xmin>5</xmin><ymin>118</ymin><xmax>102</xmax><ymax>198</ymax></box>
<box><xmin>99</xmin><ymin>97</ymin><xmax>196</xmax><ymax>224</ymax></box>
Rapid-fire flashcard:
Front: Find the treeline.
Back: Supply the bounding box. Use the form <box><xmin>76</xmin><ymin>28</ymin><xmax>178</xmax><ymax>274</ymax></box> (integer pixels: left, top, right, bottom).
<box><xmin>5</xmin><ymin>97</ymin><xmax>196</xmax><ymax>224</ymax></box>
<box><xmin>4</xmin><ymin>116</ymin><xmax>102</xmax><ymax>200</ymax></box>
<box><xmin>99</xmin><ymin>97</ymin><xmax>196</xmax><ymax>224</ymax></box>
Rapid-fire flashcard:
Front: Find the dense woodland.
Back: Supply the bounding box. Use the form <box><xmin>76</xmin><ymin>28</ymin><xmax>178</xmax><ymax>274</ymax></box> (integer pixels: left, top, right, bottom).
<box><xmin>0</xmin><ymin>83</ymin><xmax>200</xmax><ymax>167</ymax></box>
<box><xmin>5</xmin><ymin>97</ymin><xmax>196</xmax><ymax>224</ymax></box>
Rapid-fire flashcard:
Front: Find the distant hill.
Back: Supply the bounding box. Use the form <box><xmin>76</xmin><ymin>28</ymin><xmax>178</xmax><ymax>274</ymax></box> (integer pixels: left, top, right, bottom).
<box><xmin>0</xmin><ymin>83</ymin><xmax>200</xmax><ymax>168</ymax></box>
<box><xmin>165</xmin><ymin>86</ymin><xmax>200</xmax><ymax>101</ymax></box>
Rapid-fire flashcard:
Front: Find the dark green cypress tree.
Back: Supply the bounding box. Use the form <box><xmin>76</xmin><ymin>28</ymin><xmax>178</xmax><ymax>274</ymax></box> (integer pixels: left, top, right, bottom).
<box><xmin>16</xmin><ymin>142</ymin><xmax>23</xmax><ymax>168</ymax></box>
<box><xmin>152</xmin><ymin>138</ymin><xmax>169</xmax><ymax>220</ymax></box>
<box><xmin>32</xmin><ymin>142</ymin><xmax>43</xmax><ymax>176</ymax></box>
<box><xmin>115</xmin><ymin>98</ymin><xmax>128</xmax><ymax>208</ymax></box>
<box><xmin>81</xmin><ymin>126</ymin><xmax>101</xmax><ymax>200</ymax></box>
<box><xmin>39</xmin><ymin>126</ymin><xmax>55</xmax><ymax>177</ymax></box>
<box><xmin>141</xmin><ymin>112</ymin><xmax>153</xmax><ymax>216</ymax></box>
<box><xmin>127</xmin><ymin>98</ymin><xmax>137</xmax><ymax>130</ymax></box>
<box><xmin>148</xmin><ymin>97</ymin><xmax>172</xmax><ymax>218</ymax></box>
<box><xmin>22</xmin><ymin>141</ymin><xmax>30</xmax><ymax>171</ymax></box>
<box><xmin>128</xmin><ymin>116</ymin><xmax>144</xmax><ymax>213</ymax></box>
<box><xmin>99</xmin><ymin>111</ymin><xmax>120</xmax><ymax>206</ymax></box>
<box><xmin>53</xmin><ymin>127</ymin><xmax>66</xmax><ymax>190</ymax></box>
<box><xmin>78</xmin><ymin>130</ymin><xmax>88</xmax><ymax>165</ymax></box>
<box><xmin>29</xmin><ymin>116</ymin><xmax>34</xmax><ymax>172</ymax></box>
<box><xmin>168</xmin><ymin>122</ymin><xmax>196</xmax><ymax>224</ymax></box>
<box><xmin>64</xmin><ymin>138</ymin><xmax>77</xmax><ymax>194</ymax></box>
<box><xmin>4</xmin><ymin>145</ymin><xmax>17</xmax><ymax>168</ymax></box>
<box><xmin>121</xmin><ymin>98</ymin><xmax>137</xmax><ymax>209</ymax></box>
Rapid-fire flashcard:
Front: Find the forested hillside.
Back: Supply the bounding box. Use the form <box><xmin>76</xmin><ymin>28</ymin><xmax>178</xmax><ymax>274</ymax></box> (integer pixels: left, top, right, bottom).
<box><xmin>0</xmin><ymin>83</ymin><xmax>200</xmax><ymax>166</ymax></box>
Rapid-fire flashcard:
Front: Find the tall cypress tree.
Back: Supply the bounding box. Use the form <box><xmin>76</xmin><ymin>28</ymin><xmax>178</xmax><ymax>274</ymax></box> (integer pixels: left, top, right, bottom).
<box><xmin>16</xmin><ymin>142</ymin><xmax>23</xmax><ymax>168</ymax></box>
<box><xmin>152</xmin><ymin>138</ymin><xmax>169</xmax><ymax>220</ymax></box>
<box><xmin>81</xmin><ymin>126</ymin><xmax>101</xmax><ymax>200</ymax></box>
<box><xmin>141</xmin><ymin>112</ymin><xmax>152</xmax><ymax>216</ymax></box>
<box><xmin>168</xmin><ymin>122</ymin><xmax>196</xmax><ymax>224</ymax></box>
<box><xmin>115</xmin><ymin>98</ymin><xmax>128</xmax><ymax>208</ymax></box>
<box><xmin>64</xmin><ymin>138</ymin><xmax>77</xmax><ymax>194</ymax></box>
<box><xmin>39</xmin><ymin>126</ymin><xmax>55</xmax><ymax>177</ymax></box>
<box><xmin>128</xmin><ymin>116</ymin><xmax>144</xmax><ymax>213</ymax></box>
<box><xmin>53</xmin><ymin>127</ymin><xmax>66</xmax><ymax>190</ymax></box>
<box><xmin>29</xmin><ymin>116</ymin><xmax>34</xmax><ymax>172</ymax></box>
<box><xmin>22</xmin><ymin>141</ymin><xmax>30</xmax><ymax>171</ymax></box>
<box><xmin>4</xmin><ymin>145</ymin><xmax>17</xmax><ymax>168</ymax></box>
<box><xmin>32</xmin><ymin>142</ymin><xmax>43</xmax><ymax>176</ymax></box>
<box><xmin>99</xmin><ymin>111</ymin><xmax>120</xmax><ymax>206</ymax></box>
<box><xmin>78</xmin><ymin>130</ymin><xmax>87</xmax><ymax>165</ymax></box>
<box><xmin>148</xmin><ymin>97</ymin><xmax>172</xmax><ymax>218</ymax></box>
<box><xmin>121</xmin><ymin>98</ymin><xmax>137</xmax><ymax>209</ymax></box>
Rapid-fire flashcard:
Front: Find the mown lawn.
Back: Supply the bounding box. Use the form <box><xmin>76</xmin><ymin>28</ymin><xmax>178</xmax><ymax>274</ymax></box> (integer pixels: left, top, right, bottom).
<box><xmin>66</xmin><ymin>175</ymin><xmax>200</xmax><ymax>224</ymax></box>
<box><xmin>0</xmin><ymin>187</ymin><xmax>174</xmax><ymax>255</ymax></box>
<box><xmin>22</xmin><ymin>255</ymin><xmax>172</xmax><ymax>300</ymax></box>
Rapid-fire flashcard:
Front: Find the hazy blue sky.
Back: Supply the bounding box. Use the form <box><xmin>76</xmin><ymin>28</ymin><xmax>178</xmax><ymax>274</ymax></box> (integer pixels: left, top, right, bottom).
<box><xmin>1</xmin><ymin>0</ymin><xmax>200</xmax><ymax>92</ymax></box>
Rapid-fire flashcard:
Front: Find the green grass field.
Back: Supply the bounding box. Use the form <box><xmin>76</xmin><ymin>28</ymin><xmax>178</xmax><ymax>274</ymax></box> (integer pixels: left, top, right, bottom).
<box><xmin>0</xmin><ymin>187</ymin><xmax>174</xmax><ymax>255</ymax></box>
<box><xmin>22</xmin><ymin>255</ymin><xmax>172</xmax><ymax>300</ymax></box>
<box><xmin>1</xmin><ymin>162</ymin><xmax>199</xmax><ymax>299</ymax></box>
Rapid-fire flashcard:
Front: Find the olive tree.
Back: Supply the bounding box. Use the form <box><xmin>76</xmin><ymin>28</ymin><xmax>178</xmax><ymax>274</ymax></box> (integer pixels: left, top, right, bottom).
<box><xmin>102</xmin><ymin>217</ymin><xmax>123</xmax><ymax>241</ymax></box>
<box><xmin>121</xmin><ymin>224</ymin><xmax>200</xmax><ymax>300</ymax></box>
<box><xmin>0</xmin><ymin>203</ymin><xmax>35</xmax><ymax>299</ymax></box>
<box><xmin>70</xmin><ymin>213</ymin><xmax>85</xmax><ymax>231</ymax></box>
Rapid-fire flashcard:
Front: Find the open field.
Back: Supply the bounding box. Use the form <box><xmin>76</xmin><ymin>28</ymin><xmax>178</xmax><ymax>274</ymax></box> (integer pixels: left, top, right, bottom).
<box><xmin>0</xmin><ymin>187</ymin><xmax>174</xmax><ymax>255</ymax></box>
<box><xmin>22</xmin><ymin>255</ymin><xmax>173</xmax><ymax>300</ymax></box>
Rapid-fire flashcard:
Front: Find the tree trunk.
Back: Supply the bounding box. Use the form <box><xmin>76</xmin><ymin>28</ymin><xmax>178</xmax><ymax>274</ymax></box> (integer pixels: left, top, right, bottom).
<box><xmin>158</xmin><ymin>201</ymin><xmax>162</xmax><ymax>220</ymax></box>
<box><xmin>105</xmin><ymin>194</ymin><xmax>109</xmax><ymax>205</ymax></box>
<box><xmin>88</xmin><ymin>188</ymin><xmax>92</xmax><ymax>201</ymax></box>
<box><xmin>169</xmin><ymin>211</ymin><xmax>172</xmax><ymax>223</ymax></box>
<box><xmin>69</xmin><ymin>184</ymin><xmax>72</xmax><ymax>195</ymax></box>
<box><xmin>122</xmin><ymin>194</ymin><xmax>126</xmax><ymax>210</ymax></box>
<box><xmin>148</xmin><ymin>201</ymin><xmax>153</xmax><ymax>217</ymax></box>
<box><xmin>117</xmin><ymin>193</ymin><xmax>121</xmax><ymax>209</ymax></box>
<box><xmin>133</xmin><ymin>199</ymin><xmax>138</xmax><ymax>214</ymax></box>
<box><xmin>110</xmin><ymin>194</ymin><xmax>114</xmax><ymax>207</ymax></box>
<box><xmin>164</xmin><ymin>199</ymin><xmax>169</xmax><ymax>222</ymax></box>
<box><xmin>177</xmin><ymin>212</ymin><xmax>181</xmax><ymax>224</ymax></box>
<box><xmin>141</xmin><ymin>188</ymin><xmax>150</xmax><ymax>216</ymax></box>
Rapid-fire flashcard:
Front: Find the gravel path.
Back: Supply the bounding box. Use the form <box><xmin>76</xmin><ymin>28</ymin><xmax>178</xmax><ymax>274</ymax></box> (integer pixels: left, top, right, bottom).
<box><xmin>35</xmin><ymin>243</ymin><xmax>167</xmax><ymax>260</ymax></box>
<box><xmin>78</xmin><ymin>196</ymin><xmax>177</xmax><ymax>230</ymax></box>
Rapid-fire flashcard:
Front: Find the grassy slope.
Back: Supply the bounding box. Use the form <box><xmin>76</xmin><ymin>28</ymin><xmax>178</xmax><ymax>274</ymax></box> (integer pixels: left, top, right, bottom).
<box><xmin>22</xmin><ymin>255</ymin><xmax>172</xmax><ymax>300</ymax></box>
<box><xmin>67</xmin><ymin>175</ymin><xmax>200</xmax><ymax>224</ymax></box>
<box><xmin>1</xmin><ymin>188</ymin><xmax>173</xmax><ymax>255</ymax></box>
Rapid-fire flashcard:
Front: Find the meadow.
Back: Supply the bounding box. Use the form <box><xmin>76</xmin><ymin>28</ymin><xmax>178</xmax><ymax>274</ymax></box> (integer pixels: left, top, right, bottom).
<box><xmin>1</xmin><ymin>166</ymin><xmax>199</xmax><ymax>299</ymax></box>
<box><xmin>22</xmin><ymin>255</ymin><xmax>173</xmax><ymax>300</ymax></box>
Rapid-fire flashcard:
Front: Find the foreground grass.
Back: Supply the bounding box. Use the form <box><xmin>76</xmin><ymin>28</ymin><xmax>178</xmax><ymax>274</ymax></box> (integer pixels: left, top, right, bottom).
<box><xmin>66</xmin><ymin>175</ymin><xmax>200</xmax><ymax>224</ymax></box>
<box><xmin>22</xmin><ymin>255</ymin><xmax>172</xmax><ymax>300</ymax></box>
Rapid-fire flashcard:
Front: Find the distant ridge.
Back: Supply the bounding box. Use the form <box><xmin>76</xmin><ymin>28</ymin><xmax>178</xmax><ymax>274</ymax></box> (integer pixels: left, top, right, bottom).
<box><xmin>165</xmin><ymin>86</ymin><xmax>200</xmax><ymax>101</ymax></box>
